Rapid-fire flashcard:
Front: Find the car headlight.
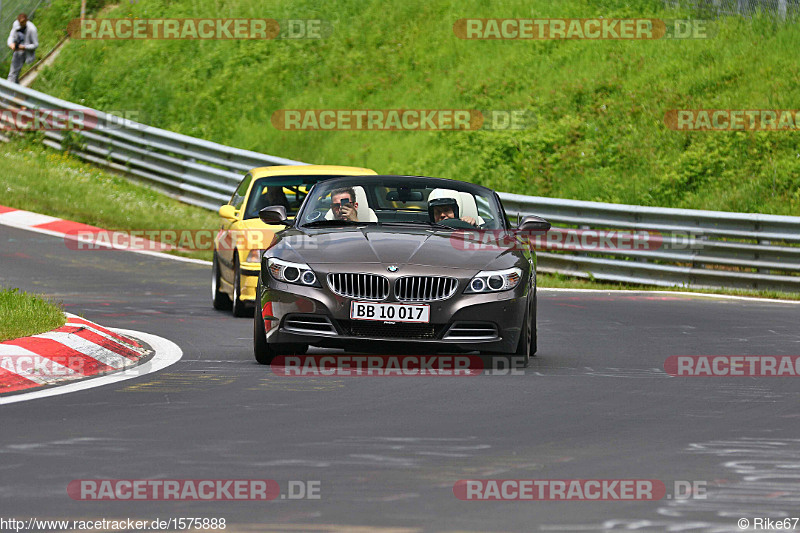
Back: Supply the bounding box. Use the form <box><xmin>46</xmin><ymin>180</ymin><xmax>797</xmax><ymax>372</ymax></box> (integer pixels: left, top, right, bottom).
<box><xmin>265</xmin><ymin>257</ymin><xmax>319</xmax><ymax>287</ymax></box>
<box><xmin>246</xmin><ymin>249</ymin><xmax>265</xmax><ymax>263</ymax></box>
<box><xmin>464</xmin><ymin>267</ymin><xmax>523</xmax><ymax>293</ymax></box>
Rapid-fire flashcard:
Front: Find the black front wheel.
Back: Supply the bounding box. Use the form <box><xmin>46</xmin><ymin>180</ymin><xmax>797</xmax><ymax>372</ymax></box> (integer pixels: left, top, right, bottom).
<box><xmin>253</xmin><ymin>280</ymin><xmax>308</xmax><ymax>364</ymax></box>
<box><xmin>514</xmin><ymin>303</ymin><xmax>533</xmax><ymax>367</ymax></box>
<box><xmin>254</xmin><ymin>281</ymin><xmax>277</xmax><ymax>364</ymax></box>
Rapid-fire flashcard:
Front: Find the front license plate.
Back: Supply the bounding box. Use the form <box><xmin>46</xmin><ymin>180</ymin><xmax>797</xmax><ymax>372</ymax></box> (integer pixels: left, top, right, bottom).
<box><xmin>350</xmin><ymin>301</ymin><xmax>430</xmax><ymax>323</ymax></box>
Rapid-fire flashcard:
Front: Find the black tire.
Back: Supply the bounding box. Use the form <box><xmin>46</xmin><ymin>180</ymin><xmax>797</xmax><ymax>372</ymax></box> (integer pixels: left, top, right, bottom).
<box><xmin>212</xmin><ymin>253</ymin><xmax>232</xmax><ymax>310</ymax></box>
<box><xmin>253</xmin><ymin>282</ymin><xmax>308</xmax><ymax>364</ymax></box>
<box><xmin>231</xmin><ymin>255</ymin><xmax>251</xmax><ymax>318</ymax></box>
<box><xmin>514</xmin><ymin>302</ymin><xmax>533</xmax><ymax>367</ymax></box>
<box><xmin>253</xmin><ymin>295</ymin><xmax>277</xmax><ymax>365</ymax></box>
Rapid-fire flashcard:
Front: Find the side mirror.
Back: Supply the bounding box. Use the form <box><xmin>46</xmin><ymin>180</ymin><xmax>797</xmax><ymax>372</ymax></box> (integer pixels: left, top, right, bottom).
<box><xmin>259</xmin><ymin>205</ymin><xmax>289</xmax><ymax>225</ymax></box>
<box><xmin>517</xmin><ymin>215</ymin><xmax>551</xmax><ymax>232</ymax></box>
<box><xmin>218</xmin><ymin>204</ymin><xmax>238</xmax><ymax>220</ymax></box>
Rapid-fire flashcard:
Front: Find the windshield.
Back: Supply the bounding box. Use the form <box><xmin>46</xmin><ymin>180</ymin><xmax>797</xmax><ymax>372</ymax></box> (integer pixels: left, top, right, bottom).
<box><xmin>297</xmin><ymin>177</ymin><xmax>506</xmax><ymax>230</ymax></box>
<box><xmin>243</xmin><ymin>175</ymin><xmax>354</xmax><ymax>220</ymax></box>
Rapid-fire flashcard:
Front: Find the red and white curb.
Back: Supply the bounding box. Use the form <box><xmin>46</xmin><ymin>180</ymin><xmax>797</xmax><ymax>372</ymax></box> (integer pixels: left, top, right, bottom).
<box><xmin>1</xmin><ymin>313</ymin><xmax>148</xmax><ymax>393</ymax></box>
<box><xmin>0</xmin><ymin>313</ymin><xmax>182</xmax><ymax>404</ymax></box>
<box><xmin>0</xmin><ymin>204</ymin><xmax>209</xmax><ymax>265</ymax></box>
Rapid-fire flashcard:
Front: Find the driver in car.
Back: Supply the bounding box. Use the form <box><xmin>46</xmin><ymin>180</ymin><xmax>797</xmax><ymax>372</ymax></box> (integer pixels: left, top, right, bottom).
<box><xmin>331</xmin><ymin>187</ymin><xmax>359</xmax><ymax>221</ymax></box>
<box><xmin>428</xmin><ymin>197</ymin><xmax>477</xmax><ymax>226</ymax></box>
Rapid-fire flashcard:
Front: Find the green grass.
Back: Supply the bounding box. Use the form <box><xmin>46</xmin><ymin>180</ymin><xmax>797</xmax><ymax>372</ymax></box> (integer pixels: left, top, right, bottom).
<box><xmin>0</xmin><ymin>138</ymin><xmax>219</xmax><ymax>260</ymax></box>
<box><xmin>26</xmin><ymin>0</ymin><xmax>800</xmax><ymax>216</ymax></box>
<box><xmin>0</xmin><ymin>287</ymin><xmax>65</xmax><ymax>341</ymax></box>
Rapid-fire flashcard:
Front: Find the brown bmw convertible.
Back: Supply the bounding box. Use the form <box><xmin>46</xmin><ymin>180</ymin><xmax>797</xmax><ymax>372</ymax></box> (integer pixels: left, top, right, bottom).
<box><xmin>253</xmin><ymin>175</ymin><xmax>550</xmax><ymax>366</ymax></box>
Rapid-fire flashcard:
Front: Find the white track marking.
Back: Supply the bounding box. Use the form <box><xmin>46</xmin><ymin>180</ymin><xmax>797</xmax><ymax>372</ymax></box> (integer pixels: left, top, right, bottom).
<box><xmin>0</xmin><ymin>210</ymin><xmax>59</xmax><ymax>226</ymax></box>
<box><xmin>0</xmin><ymin>345</ymin><xmax>77</xmax><ymax>384</ymax></box>
<box><xmin>0</xmin><ymin>216</ymin><xmax>211</xmax><ymax>265</ymax></box>
<box><xmin>64</xmin><ymin>321</ymin><xmax>142</xmax><ymax>349</ymax></box>
<box><xmin>33</xmin><ymin>331</ymin><xmax>130</xmax><ymax>369</ymax></box>
<box><xmin>0</xmin><ymin>328</ymin><xmax>182</xmax><ymax>405</ymax></box>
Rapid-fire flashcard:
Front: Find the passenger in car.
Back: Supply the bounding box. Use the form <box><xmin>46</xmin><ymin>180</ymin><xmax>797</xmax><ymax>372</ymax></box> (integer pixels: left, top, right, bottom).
<box><xmin>331</xmin><ymin>187</ymin><xmax>360</xmax><ymax>222</ymax></box>
<box><xmin>428</xmin><ymin>197</ymin><xmax>477</xmax><ymax>226</ymax></box>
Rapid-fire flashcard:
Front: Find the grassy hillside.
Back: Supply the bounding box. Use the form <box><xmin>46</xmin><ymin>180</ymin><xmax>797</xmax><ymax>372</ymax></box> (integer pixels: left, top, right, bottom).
<box><xmin>28</xmin><ymin>0</ymin><xmax>800</xmax><ymax>215</ymax></box>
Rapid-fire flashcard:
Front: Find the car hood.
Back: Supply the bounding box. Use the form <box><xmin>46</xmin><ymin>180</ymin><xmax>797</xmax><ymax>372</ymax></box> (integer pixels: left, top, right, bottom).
<box><xmin>274</xmin><ymin>226</ymin><xmax>522</xmax><ymax>272</ymax></box>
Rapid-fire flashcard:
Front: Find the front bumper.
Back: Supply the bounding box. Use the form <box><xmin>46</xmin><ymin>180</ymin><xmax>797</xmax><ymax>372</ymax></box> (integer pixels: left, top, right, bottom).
<box><xmin>258</xmin><ymin>272</ymin><xmax>529</xmax><ymax>353</ymax></box>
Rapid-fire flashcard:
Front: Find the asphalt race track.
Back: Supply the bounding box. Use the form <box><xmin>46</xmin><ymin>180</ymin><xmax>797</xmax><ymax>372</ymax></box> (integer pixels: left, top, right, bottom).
<box><xmin>2</xmin><ymin>223</ymin><xmax>800</xmax><ymax>533</ymax></box>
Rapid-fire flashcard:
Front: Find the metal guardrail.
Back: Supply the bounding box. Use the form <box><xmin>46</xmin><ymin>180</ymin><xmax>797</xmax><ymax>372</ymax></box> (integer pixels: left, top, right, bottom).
<box><xmin>502</xmin><ymin>195</ymin><xmax>800</xmax><ymax>292</ymax></box>
<box><xmin>0</xmin><ymin>78</ymin><xmax>306</xmax><ymax>210</ymax></box>
<box><xmin>1</xmin><ymin>78</ymin><xmax>799</xmax><ymax>292</ymax></box>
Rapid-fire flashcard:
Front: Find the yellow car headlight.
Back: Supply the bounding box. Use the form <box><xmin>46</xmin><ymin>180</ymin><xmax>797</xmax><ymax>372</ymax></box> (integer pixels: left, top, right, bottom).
<box><xmin>246</xmin><ymin>249</ymin><xmax>265</xmax><ymax>263</ymax></box>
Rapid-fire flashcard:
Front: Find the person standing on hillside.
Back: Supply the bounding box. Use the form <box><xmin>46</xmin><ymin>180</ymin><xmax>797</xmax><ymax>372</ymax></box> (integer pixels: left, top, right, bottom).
<box><xmin>6</xmin><ymin>13</ymin><xmax>38</xmax><ymax>84</ymax></box>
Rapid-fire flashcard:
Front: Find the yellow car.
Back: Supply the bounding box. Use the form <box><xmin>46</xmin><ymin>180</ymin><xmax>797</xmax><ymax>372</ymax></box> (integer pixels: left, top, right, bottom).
<box><xmin>212</xmin><ymin>165</ymin><xmax>378</xmax><ymax>316</ymax></box>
